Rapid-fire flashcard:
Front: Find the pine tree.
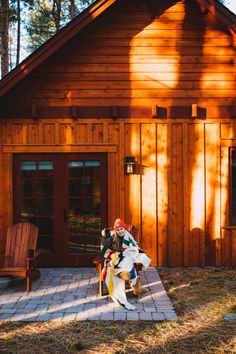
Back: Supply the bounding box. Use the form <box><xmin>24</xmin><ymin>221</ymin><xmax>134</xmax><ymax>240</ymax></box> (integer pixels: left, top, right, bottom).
<box><xmin>26</xmin><ymin>0</ymin><xmax>94</xmax><ymax>53</ymax></box>
<box><xmin>0</xmin><ymin>0</ymin><xmax>10</xmax><ymax>77</ymax></box>
<box><xmin>69</xmin><ymin>0</ymin><xmax>75</xmax><ymax>19</ymax></box>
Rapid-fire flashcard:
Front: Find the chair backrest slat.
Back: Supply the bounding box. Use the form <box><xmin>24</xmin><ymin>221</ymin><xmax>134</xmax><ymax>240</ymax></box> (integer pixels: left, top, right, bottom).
<box><xmin>5</xmin><ymin>226</ymin><xmax>16</xmax><ymax>267</ymax></box>
<box><xmin>4</xmin><ymin>223</ymin><xmax>38</xmax><ymax>268</ymax></box>
<box><xmin>14</xmin><ymin>223</ymin><xmax>23</xmax><ymax>267</ymax></box>
<box><xmin>18</xmin><ymin>223</ymin><xmax>29</xmax><ymax>267</ymax></box>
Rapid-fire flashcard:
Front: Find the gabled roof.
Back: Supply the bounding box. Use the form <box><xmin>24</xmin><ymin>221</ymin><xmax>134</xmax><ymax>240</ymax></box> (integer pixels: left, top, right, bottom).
<box><xmin>0</xmin><ymin>0</ymin><xmax>235</xmax><ymax>97</ymax></box>
<box><xmin>195</xmin><ymin>0</ymin><xmax>236</xmax><ymax>34</ymax></box>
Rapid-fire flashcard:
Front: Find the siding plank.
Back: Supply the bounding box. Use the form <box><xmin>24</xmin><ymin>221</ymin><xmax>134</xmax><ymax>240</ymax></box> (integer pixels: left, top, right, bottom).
<box><xmin>108</xmin><ymin>123</ymin><xmax>119</xmax><ymax>144</ymax></box>
<box><xmin>220</xmin><ymin>147</ymin><xmax>229</xmax><ymax>228</ymax></box>
<box><xmin>27</xmin><ymin>124</ymin><xmax>40</xmax><ymax>144</ymax></box>
<box><xmin>141</xmin><ymin>123</ymin><xmax>157</xmax><ymax>265</ymax></box>
<box><xmin>92</xmin><ymin>123</ymin><xmax>103</xmax><ymax>144</ymax></box>
<box><xmin>43</xmin><ymin>124</ymin><xmax>56</xmax><ymax>144</ymax></box>
<box><xmin>60</xmin><ymin>123</ymin><xmax>73</xmax><ymax>144</ymax></box>
<box><xmin>108</xmin><ymin>152</ymin><xmax>117</xmax><ymax>226</ymax></box>
<box><xmin>11</xmin><ymin>125</ymin><xmax>24</xmax><ymax>144</ymax></box>
<box><xmin>75</xmin><ymin>123</ymin><xmax>87</xmax><ymax>143</ymax></box>
<box><xmin>157</xmin><ymin>123</ymin><xmax>168</xmax><ymax>266</ymax></box>
<box><xmin>170</xmin><ymin>123</ymin><xmax>184</xmax><ymax>266</ymax></box>
<box><xmin>205</xmin><ymin>124</ymin><xmax>221</xmax><ymax>265</ymax></box>
<box><xmin>221</xmin><ymin>229</ymin><xmax>231</xmax><ymax>266</ymax></box>
<box><xmin>188</xmin><ymin>123</ymin><xmax>205</xmax><ymax>266</ymax></box>
<box><xmin>119</xmin><ymin>123</ymin><xmax>125</xmax><ymax>220</ymax></box>
<box><xmin>124</xmin><ymin>123</ymin><xmax>141</xmax><ymax>231</ymax></box>
<box><xmin>232</xmin><ymin>230</ymin><xmax>236</xmax><ymax>266</ymax></box>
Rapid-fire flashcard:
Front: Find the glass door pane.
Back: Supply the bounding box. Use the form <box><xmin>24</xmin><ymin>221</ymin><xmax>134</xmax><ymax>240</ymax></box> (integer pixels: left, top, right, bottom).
<box><xmin>68</xmin><ymin>160</ymin><xmax>102</xmax><ymax>254</ymax></box>
<box><xmin>20</xmin><ymin>160</ymin><xmax>54</xmax><ymax>254</ymax></box>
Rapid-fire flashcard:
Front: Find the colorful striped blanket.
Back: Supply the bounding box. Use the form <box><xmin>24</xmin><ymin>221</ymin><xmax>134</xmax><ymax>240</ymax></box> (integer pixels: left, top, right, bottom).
<box><xmin>101</xmin><ymin>230</ymin><xmax>151</xmax><ymax>310</ymax></box>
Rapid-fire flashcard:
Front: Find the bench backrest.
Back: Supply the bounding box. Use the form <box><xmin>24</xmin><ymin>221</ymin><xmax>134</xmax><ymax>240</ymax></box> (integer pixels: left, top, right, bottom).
<box><xmin>4</xmin><ymin>223</ymin><xmax>38</xmax><ymax>268</ymax></box>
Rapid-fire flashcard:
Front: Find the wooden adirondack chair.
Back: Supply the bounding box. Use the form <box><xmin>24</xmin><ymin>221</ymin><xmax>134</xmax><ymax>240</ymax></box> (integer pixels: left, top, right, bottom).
<box><xmin>0</xmin><ymin>223</ymin><xmax>40</xmax><ymax>291</ymax></box>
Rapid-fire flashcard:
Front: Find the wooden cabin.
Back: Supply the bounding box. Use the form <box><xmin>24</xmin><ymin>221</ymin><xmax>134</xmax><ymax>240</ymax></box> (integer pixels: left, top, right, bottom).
<box><xmin>0</xmin><ymin>0</ymin><xmax>235</xmax><ymax>268</ymax></box>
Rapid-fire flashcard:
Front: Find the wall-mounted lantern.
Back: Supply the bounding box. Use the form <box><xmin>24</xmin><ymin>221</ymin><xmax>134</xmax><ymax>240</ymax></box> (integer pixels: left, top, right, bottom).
<box><xmin>125</xmin><ymin>156</ymin><xmax>136</xmax><ymax>175</ymax></box>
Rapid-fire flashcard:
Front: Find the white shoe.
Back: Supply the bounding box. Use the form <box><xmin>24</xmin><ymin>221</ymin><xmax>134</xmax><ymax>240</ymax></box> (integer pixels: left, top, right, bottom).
<box><xmin>125</xmin><ymin>303</ymin><xmax>136</xmax><ymax>311</ymax></box>
<box><xmin>111</xmin><ymin>296</ymin><xmax>135</xmax><ymax>311</ymax></box>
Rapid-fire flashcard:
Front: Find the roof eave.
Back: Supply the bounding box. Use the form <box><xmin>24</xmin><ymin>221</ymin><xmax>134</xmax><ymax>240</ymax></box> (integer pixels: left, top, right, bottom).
<box><xmin>195</xmin><ymin>0</ymin><xmax>236</xmax><ymax>35</ymax></box>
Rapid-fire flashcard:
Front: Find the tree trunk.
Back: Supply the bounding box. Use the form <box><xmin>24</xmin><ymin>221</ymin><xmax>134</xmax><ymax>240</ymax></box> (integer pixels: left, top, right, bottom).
<box><xmin>52</xmin><ymin>0</ymin><xmax>61</xmax><ymax>32</ymax></box>
<box><xmin>0</xmin><ymin>0</ymin><xmax>9</xmax><ymax>77</ymax></box>
<box><xmin>69</xmin><ymin>0</ymin><xmax>75</xmax><ymax>19</ymax></box>
<box><xmin>16</xmin><ymin>0</ymin><xmax>21</xmax><ymax>65</ymax></box>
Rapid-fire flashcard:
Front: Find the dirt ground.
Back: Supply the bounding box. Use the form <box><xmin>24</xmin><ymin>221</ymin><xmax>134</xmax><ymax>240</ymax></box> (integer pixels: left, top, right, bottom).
<box><xmin>0</xmin><ymin>267</ymin><xmax>235</xmax><ymax>354</ymax></box>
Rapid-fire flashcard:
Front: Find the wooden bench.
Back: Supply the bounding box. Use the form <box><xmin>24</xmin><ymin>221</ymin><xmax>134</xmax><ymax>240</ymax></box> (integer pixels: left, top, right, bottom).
<box><xmin>93</xmin><ymin>224</ymin><xmax>141</xmax><ymax>296</ymax></box>
<box><xmin>0</xmin><ymin>223</ymin><xmax>41</xmax><ymax>291</ymax></box>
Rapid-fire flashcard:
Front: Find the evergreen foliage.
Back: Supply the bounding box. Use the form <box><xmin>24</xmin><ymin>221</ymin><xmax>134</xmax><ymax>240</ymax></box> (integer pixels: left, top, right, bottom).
<box><xmin>26</xmin><ymin>0</ymin><xmax>95</xmax><ymax>53</ymax></box>
<box><xmin>0</xmin><ymin>0</ymin><xmax>95</xmax><ymax>77</ymax></box>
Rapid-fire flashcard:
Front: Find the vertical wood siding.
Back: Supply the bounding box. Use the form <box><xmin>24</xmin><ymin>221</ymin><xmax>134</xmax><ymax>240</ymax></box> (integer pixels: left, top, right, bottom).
<box><xmin>0</xmin><ymin>119</ymin><xmax>235</xmax><ymax>267</ymax></box>
<box><xmin>124</xmin><ymin>123</ymin><xmax>141</xmax><ymax>234</ymax></box>
<box><xmin>157</xmin><ymin>124</ymin><xmax>168</xmax><ymax>266</ymax></box>
<box><xmin>205</xmin><ymin>124</ymin><xmax>221</xmax><ymax>265</ymax></box>
<box><xmin>141</xmin><ymin>123</ymin><xmax>157</xmax><ymax>265</ymax></box>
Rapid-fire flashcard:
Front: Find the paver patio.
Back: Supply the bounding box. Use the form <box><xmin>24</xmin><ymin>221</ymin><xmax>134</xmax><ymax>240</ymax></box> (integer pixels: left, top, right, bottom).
<box><xmin>0</xmin><ymin>267</ymin><xmax>177</xmax><ymax>322</ymax></box>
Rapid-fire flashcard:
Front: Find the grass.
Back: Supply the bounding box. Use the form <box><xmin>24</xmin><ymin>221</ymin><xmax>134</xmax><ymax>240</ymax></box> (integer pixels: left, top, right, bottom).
<box><xmin>0</xmin><ymin>268</ymin><xmax>235</xmax><ymax>353</ymax></box>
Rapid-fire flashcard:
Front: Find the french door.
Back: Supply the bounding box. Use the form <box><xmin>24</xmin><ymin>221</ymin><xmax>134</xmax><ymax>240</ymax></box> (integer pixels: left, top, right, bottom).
<box><xmin>14</xmin><ymin>153</ymin><xmax>107</xmax><ymax>267</ymax></box>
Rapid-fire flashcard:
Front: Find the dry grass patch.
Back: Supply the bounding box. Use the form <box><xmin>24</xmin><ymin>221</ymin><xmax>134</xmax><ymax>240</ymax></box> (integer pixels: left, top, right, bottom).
<box><xmin>0</xmin><ymin>268</ymin><xmax>235</xmax><ymax>354</ymax></box>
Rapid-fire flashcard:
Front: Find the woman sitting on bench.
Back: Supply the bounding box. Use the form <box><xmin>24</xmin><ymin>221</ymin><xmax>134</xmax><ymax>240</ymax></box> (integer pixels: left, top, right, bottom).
<box><xmin>101</xmin><ymin>218</ymin><xmax>151</xmax><ymax>310</ymax></box>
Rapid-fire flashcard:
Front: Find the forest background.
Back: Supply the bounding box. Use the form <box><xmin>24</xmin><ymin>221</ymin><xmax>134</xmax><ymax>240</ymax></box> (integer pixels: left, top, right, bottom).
<box><xmin>0</xmin><ymin>0</ymin><xmax>235</xmax><ymax>79</ymax></box>
<box><xmin>0</xmin><ymin>0</ymin><xmax>94</xmax><ymax>79</ymax></box>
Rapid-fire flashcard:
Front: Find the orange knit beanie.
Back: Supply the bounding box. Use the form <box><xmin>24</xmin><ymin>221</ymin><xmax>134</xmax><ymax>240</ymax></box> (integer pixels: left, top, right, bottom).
<box><xmin>114</xmin><ymin>218</ymin><xmax>126</xmax><ymax>230</ymax></box>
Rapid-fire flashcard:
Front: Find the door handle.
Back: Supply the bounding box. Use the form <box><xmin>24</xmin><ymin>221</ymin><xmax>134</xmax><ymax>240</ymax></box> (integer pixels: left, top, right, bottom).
<box><xmin>64</xmin><ymin>209</ymin><xmax>68</xmax><ymax>222</ymax></box>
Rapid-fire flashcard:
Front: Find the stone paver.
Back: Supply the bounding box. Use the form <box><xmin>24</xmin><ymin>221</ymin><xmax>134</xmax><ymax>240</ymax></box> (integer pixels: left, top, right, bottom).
<box><xmin>0</xmin><ymin>267</ymin><xmax>177</xmax><ymax>322</ymax></box>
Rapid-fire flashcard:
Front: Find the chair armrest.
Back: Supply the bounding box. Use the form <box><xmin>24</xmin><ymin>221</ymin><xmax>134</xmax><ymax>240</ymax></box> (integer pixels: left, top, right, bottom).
<box><xmin>34</xmin><ymin>250</ymin><xmax>40</xmax><ymax>259</ymax></box>
<box><xmin>92</xmin><ymin>253</ymin><xmax>103</xmax><ymax>265</ymax></box>
<box><xmin>27</xmin><ymin>250</ymin><xmax>40</xmax><ymax>261</ymax></box>
<box><xmin>26</xmin><ymin>250</ymin><xmax>40</xmax><ymax>269</ymax></box>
